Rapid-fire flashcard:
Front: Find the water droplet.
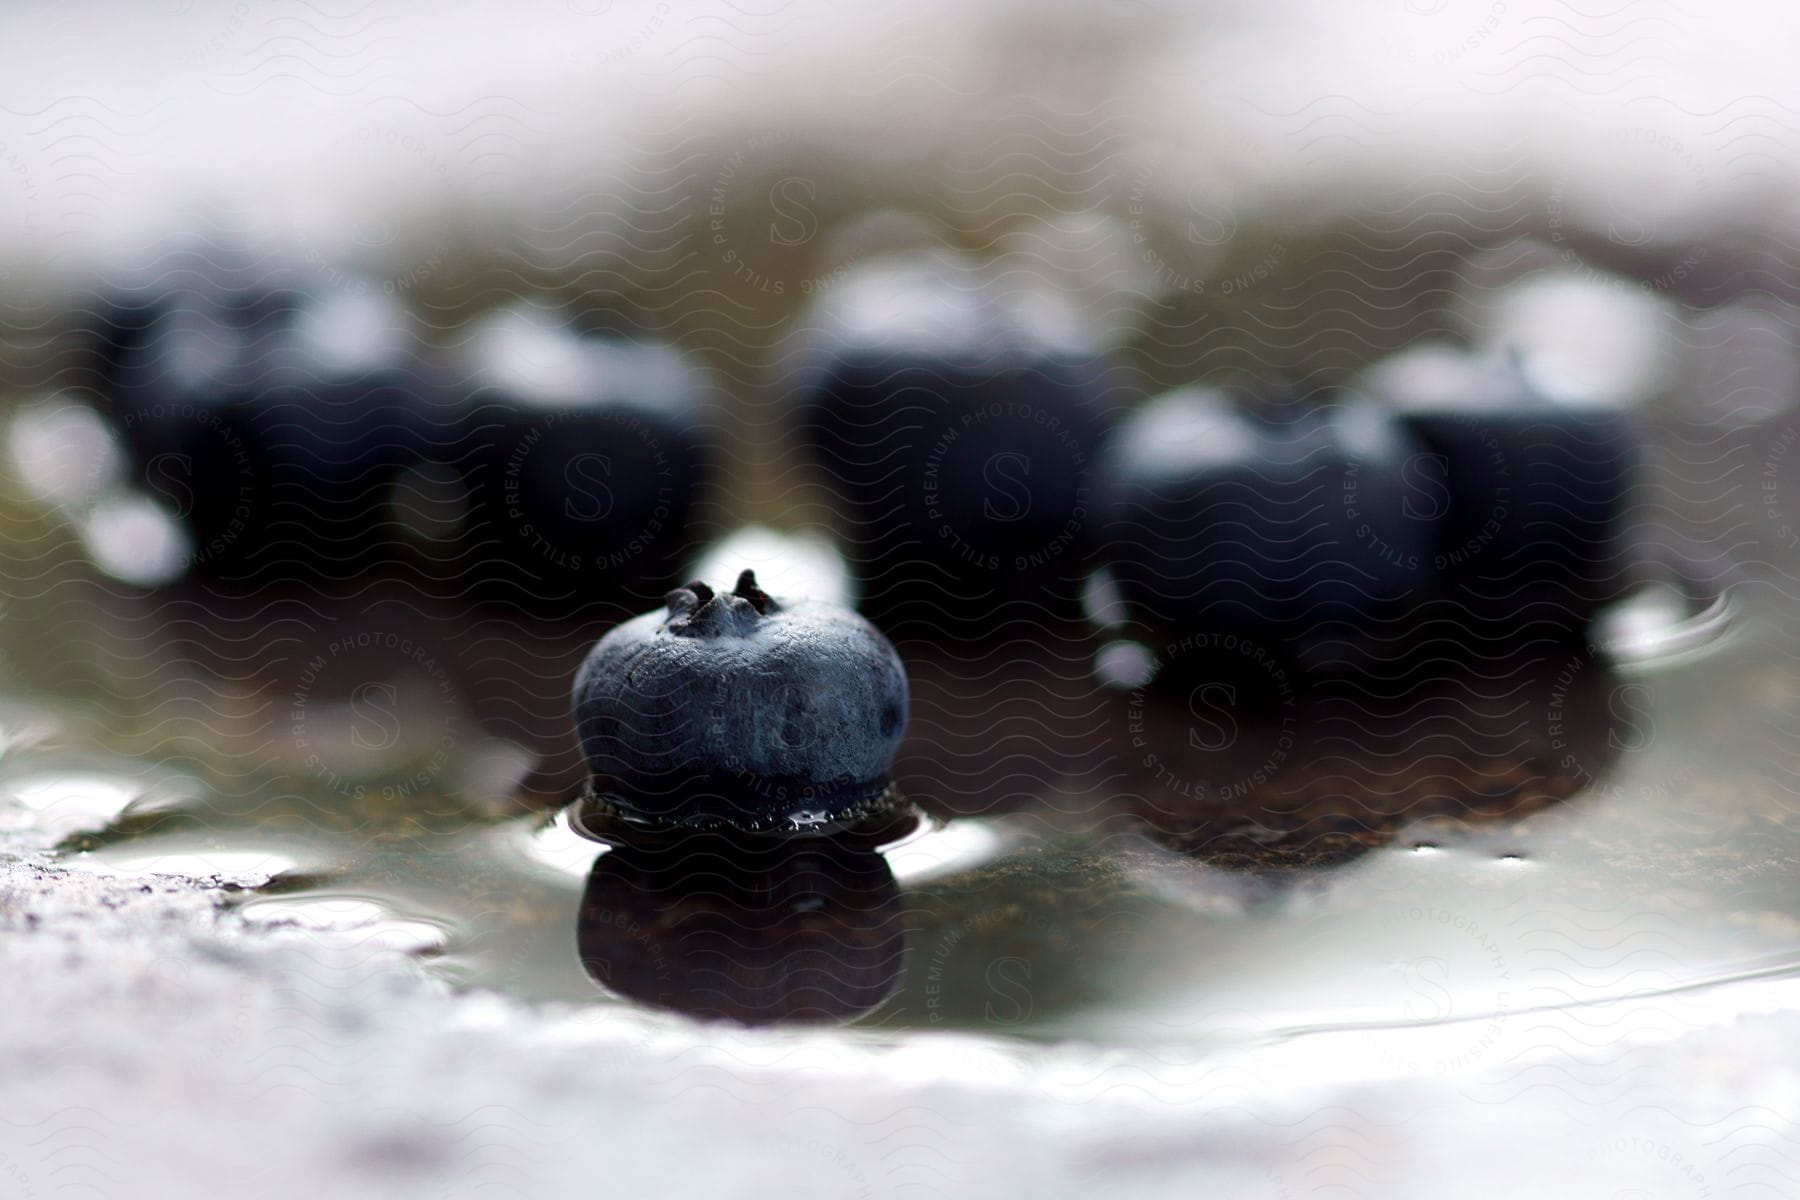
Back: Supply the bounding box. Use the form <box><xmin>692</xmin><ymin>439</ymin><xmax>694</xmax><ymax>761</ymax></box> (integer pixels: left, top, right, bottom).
<box><xmin>1095</xmin><ymin>639</ymin><xmax>1155</xmax><ymax>690</ymax></box>
<box><xmin>81</xmin><ymin>492</ymin><xmax>190</xmax><ymax>586</ymax></box>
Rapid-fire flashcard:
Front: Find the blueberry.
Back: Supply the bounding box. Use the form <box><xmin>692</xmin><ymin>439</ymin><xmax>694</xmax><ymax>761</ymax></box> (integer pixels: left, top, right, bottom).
<box><xmin>1095</xmin><ymin>385</ymin><xmax>1434</xmax><ymax>641</ymax></box>
<box><xmin>87</xmin><ymin>280</ymin><xmax>283</xmax><ymax>570</ymax></box>
<box><xmin>91</xmin><ymin>278</ymin><xmax>443</xmax><ymax>580</ymax></box>
<box><xmin>577</xmin><ymin>831</ymin><xmax>904</xmax><ymax>1025</ymax></box>
<box><xmin>76</xmin><ymin>240</ymin><xmax>270</xmax><ymax>403</ymax></box>
<box><xmin>1356</xmin><ymin>341</ymin><xmax>1643</xmax><ymax>626</ymax></box>
<box><xmin>251</xmin><ymin>291</ymin><xmax>453</xmax><ymax>567</ymax></box>
<box><xmin>455</xmin><ymin>303</ymin><xmax>712</xmax><ymax>608</ymax></box>
<box><xmin>571</xmin><ymin>569</ymin><xmax>909</xmax><ymax>830</ymax></box>
<box><xmin>790</xmin><ymin>254</ymin><xmax>1118</xmax><ymax>629</ymax></box>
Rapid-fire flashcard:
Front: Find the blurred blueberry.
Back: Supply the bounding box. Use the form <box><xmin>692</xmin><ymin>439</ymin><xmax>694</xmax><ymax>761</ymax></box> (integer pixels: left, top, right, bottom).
<box><xmin>790</xmin><ymin>254</ymin><xmax>1119</xmax><ymax>631</ymax></box>
<box><xmin>90</xmin><ymin>271</ymin><xmax>442</xmax><ymax>580</ymax></box>
<box><xmin>455</xmin><ymin>303</ymin><xmax>712</xmax><ymax>608</ymax></box>
<box><xmin>1357</xmin><ymin>341</ymin><xmax>1643</xmax><ymax>627</ymax></box>
<box><xmin>1096</xmin><ymin>384</ymin><xmax>1434</xmax><ymax>642</ymax></box>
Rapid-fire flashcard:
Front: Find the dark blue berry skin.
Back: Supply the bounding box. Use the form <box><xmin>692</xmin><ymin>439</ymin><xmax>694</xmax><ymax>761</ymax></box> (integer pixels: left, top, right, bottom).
<box><xmin>249</xmin><ymin>291</ymin><xmax>452</xmax><ymax>572</ymax></box>
<box><xmin>571</xmin><ymin>570</ymin><xmax>909</xmax><ymax>831</ymax></box>
<box><xmin>454</xmin><ymin>305</ymin><xmax>712</xmax><ymax>608</ymax></box>
<box><xmin>89</xmin><ymin>287</ymin><xmax>280</xmax><ymax>567</ymax></box>
<box><xmin>792</xmin><ymin>258</ymin><xmax>1117</xmax><ymax>630</ymax></box>
<box><xmin>93</xmin><ymin>280</ymin><xmax>442</xmax><ymax>580</ymax></box>
<box><xmin>1096</xmin><ymin>386</ymin><xmax>1436</xmax><ymax>642</ymax></box>
<box><xmin>577</xmin><ymin>830</ymin><xmax>904</xmax><ymax>1025</ymax></box>
<box><xmin>1357</xmin><ymin>343</ymin><xmax>1644</xmax><ymax>628</ymax></box>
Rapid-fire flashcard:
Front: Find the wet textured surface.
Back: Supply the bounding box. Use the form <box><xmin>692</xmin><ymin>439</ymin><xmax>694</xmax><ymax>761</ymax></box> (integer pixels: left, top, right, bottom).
<box><xmin>2</xmin><ymin>512</ymin><xmax>1795</xmax><ymax>1196</ymax></box>
<box><xmin>5</xmin><ymin>400</ymin><xmax>1799</xmax><ymax>1198</ymax></box>
<box><xmin>3</xmin><ymin>430</ymin><xmax>1791</xmax><ymax>1051</ymax></box>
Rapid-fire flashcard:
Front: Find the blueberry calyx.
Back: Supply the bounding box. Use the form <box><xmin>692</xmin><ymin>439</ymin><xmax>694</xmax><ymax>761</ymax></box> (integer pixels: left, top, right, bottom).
<box><xmin>665</xmin><ymin>569</ymin><xmax>780</xmax><ymax>637</ymax></box>
<box><xmin>730</xmin><ymin>569</ymin><xmax>775</xmax><ymax>613</ymax></box>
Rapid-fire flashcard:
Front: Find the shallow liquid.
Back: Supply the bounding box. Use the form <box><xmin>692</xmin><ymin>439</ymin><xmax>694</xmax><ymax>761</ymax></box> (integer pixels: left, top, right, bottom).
<box><xmin>0</xmin><ymin>380</ymin><xmax>1791</xmax><ymax>1096</ymax></box>
<box><xmin>3</xmin><ymin>502</ymin><xmax>1792</xmax><ymax>1082</ymax></box>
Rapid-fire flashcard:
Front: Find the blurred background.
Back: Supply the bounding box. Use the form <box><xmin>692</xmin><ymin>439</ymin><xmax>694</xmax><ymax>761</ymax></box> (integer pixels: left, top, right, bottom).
<box><xmin>4</xmin><ymin>0</ymin><xmax>1798</xmax><ymax>366</ymax></box>
<box><xmin>7</xmin><ymin>0</ymin><xmax>1800</xmax><ymax>532</ymax></box>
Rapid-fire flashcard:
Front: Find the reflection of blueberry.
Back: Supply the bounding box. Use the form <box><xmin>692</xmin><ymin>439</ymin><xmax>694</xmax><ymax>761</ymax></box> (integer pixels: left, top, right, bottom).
<box><xmin>571</xmin><ymin>570</ymin><xmax>909</xmax><ymax>830</ymax></box>
<box><xmin>93</xmin><ymin>278</ymin><xmax>441</xmax><ymax>579</ymax></box>
<box><xmin>1096</xmin><ymin>385</ymin><xmax>1434</xmax><ymax>640</ymax></box>
<box><xmin>577</xmin><ymin>831</ymin><xmax>905</xmax><ymax>1025</ymax></box>
<box><xmin>1121</xmin><ymin>645</ymin><xmax>1620</xmax><ymax>870</ymax></box>
<box><xmin>791</xmin><ymin>255</ymin><xmax>1117</xmax><ymax>628</ymax></box>
<box><xmin>454</xmin><ymin>303</ymin><xmax>711</xmax><ymax>606</ymax></box>
<box><xmin>1357</xmin><ymin>342</ymin><xmax>1643</xmax><ymax>625</ymax></box>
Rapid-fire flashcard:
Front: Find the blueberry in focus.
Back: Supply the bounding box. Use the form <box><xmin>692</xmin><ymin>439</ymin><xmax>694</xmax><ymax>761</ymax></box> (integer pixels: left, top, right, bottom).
<box><xmin>577</xmin><ymin>831</ymin><xmax>904</xmax><ymax>1025</ymax></box>
<box><xmin>455</xmin><ymin>302</ymin><xmax>712</xmax><ymax>608</ymax></box>
<box><xmin>92</xmin><ymin>277</ymin><xmax>443</xmax><ymax>579</ymax></box>
<box><xmin>571</xmin><ymin>569</ymin><xmax>909</xmax><ymax>831</ymax></box>
<box><xmin>1356</xmin><ymin>341</ymin><xmax>1644</xmax><ymax>627</ymax></box>
<box><xmin>1095</xmin><ymin>385</ymin><xmax>1435</xmax><ymax>643</ymax></box>
<box><xmin>790</xmin><ymin>254</ymin><xmax>1117</xmax><ymax>629</ymax></box>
